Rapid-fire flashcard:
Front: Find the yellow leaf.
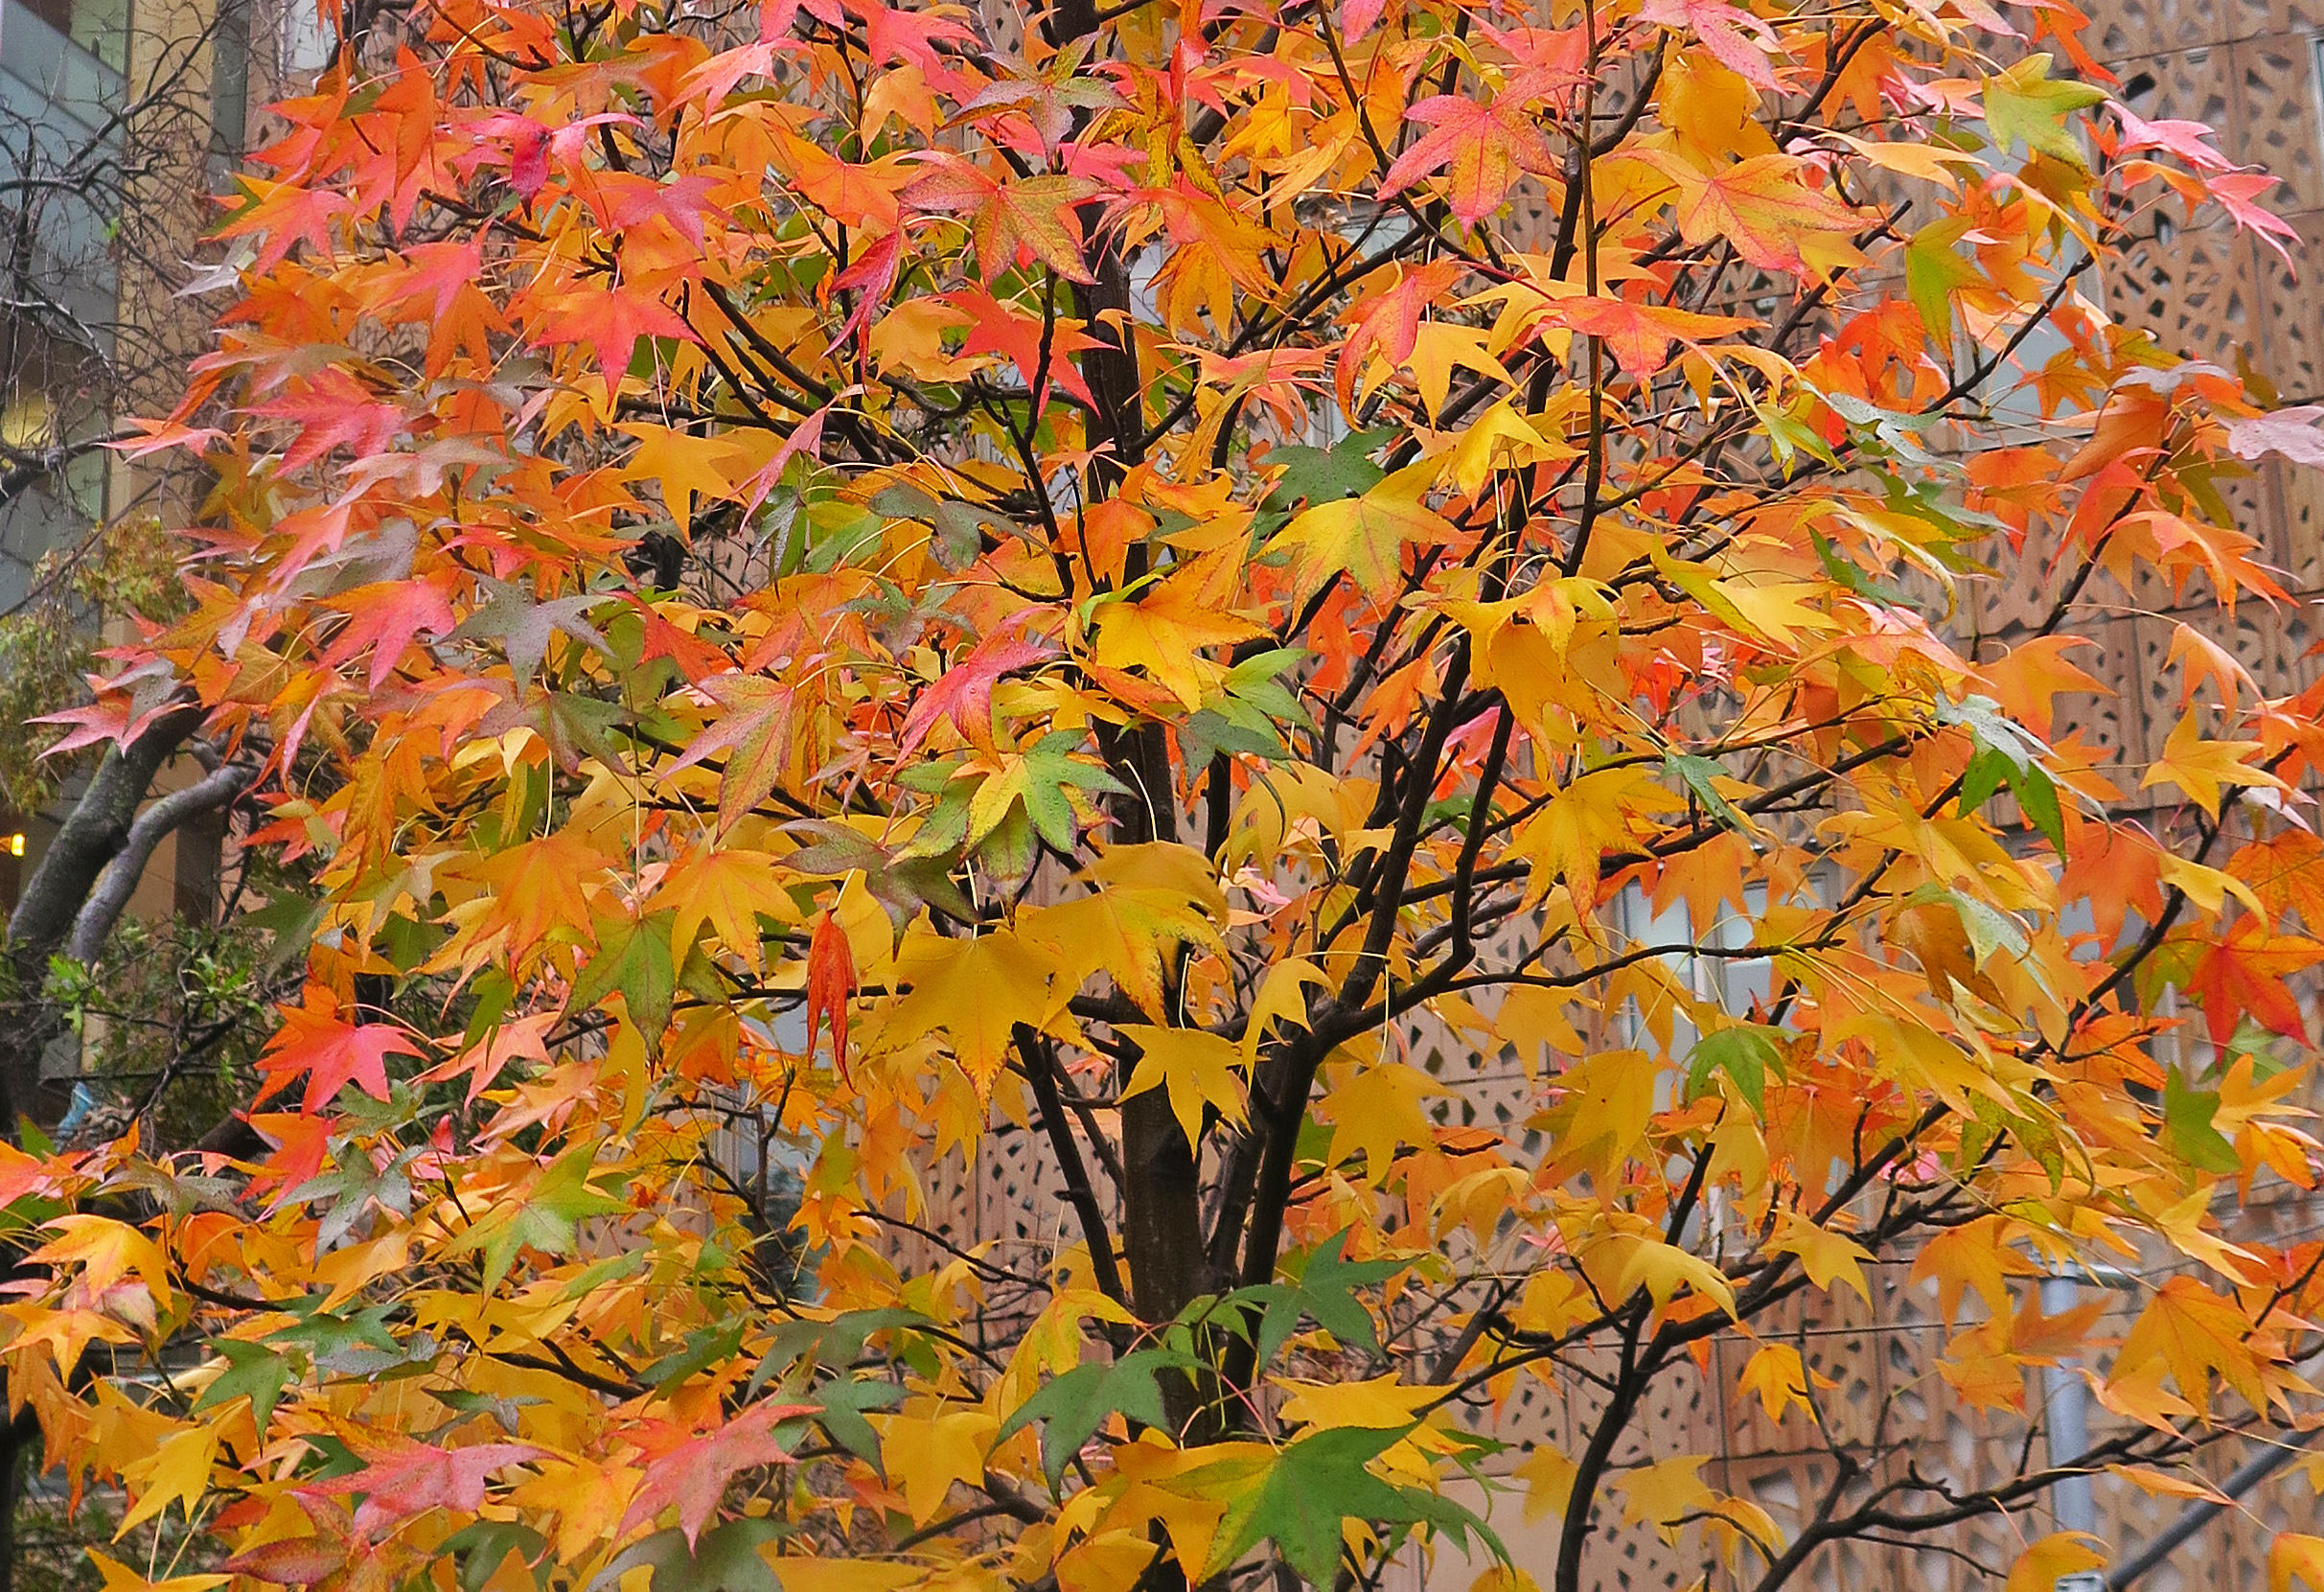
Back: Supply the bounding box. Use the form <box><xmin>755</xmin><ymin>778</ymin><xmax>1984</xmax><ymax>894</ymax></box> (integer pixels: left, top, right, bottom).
<box><xmin>1467</xmin><ymin>1570</ymin><xmax>1541</xmax><ymax>1592</ymax></box>
<box><xmin>1614</xmin><ymin>1454</ymin><xmax>1711</xmax><ymax>1539</ymax></box>
<box><xmin>1510</xmin><ymin>766</ymin><xmax>1684</xmax><ymax>905</ymax></box>
<box><xmin>2089</xmin><ymin>1357</ymin><xmax>2197</xmax><ymax>1431</ymax></box>
<box><xmin>1322</xmin><ymin>1061</ymin><xmax>1446</xmax><ymax>1182</ymax></box>
<box><xmin>1575</xmin><ymin>1219</ymin><xmax>1737</xmax><ymax>1316</ymax></box>
<box><xmin>2156</xmin><ymin>851</ymin><xmax>2266</xmax><ymax>919</ymax></box>
<box><xmin>1737</xmin><ymin>1342</ymin><xmax>1812</xmax><ymax>1422</ymax></box>
<box><xmin>1119</xmin><ymin>1025</ymin><xmax>1248</xmax><ymax>1149</ymax></box>
<box><xmin>618</xmin><ymin>423</ymin><xmax>745</xmax><ymax>538</ymax></box>
<box><xmin>2141</xmin><ymin>710</ymin><xmax>2284</xmax><ymax>818</ymax></box>
<box><xmin>1244</xmin><ymin>957</ymin><xmax>1330</xmax><ymax>1053</ymax></box>
<box><xmin>1442</xmin><ymin>399</ymin><xmax>1575</xmax><ymax>498</ymax></box>
<box><xmin>1514</xmin><ymin>1442</ymin><xmax>1576</xmax><ymax>1524</ymax></box>
<box><xmin>1057</xmin><ymin>1530</ymin><xmax>1167</xmax><ymax>1592</ymax></box>
<box><xmin>2272</xmin><ymin>1533</ymin><xmax>2324</xmax><ymax>1592</ymax></box>
<box><xmin>2005</xmin><ymin>1534</ymin><xmax>2105</xmax><ymax>1592</ymax></box>
<box><xmin>29</xmin><ymin>1215</ymin><xmax>173</xmax><ymax>1306</ymax></box>
<box><xmin>1908</xmin><ymin>1215</ymin><xmax>2041</xmax><ymax>1326</ymax></box>
<box><xmin>768</xmin><ymin>1560</ymin><xmax>923</xmax><ymax>1592</ymax></box>
<box><xmin>117</xmin><ymin>1422</ymin><xmax>219</xmax><ymax>1534</ymax></box>
<box><xmin>1271</xmin><ymin>460</ymin><xmax>1455</xmax><ymax>600</ymax></box>
<box><xmin>1712</xmin><ymin>576</ymin><xmax>1835</xmax><ymax>645</ymax></box>
<box><xmin>1535</xmin><ymin>1049</ymin><xmax>1661</xmax><ymax>1181</ymax></box>
<box><xmin>85</xmin><ymin>1553</ymin><xmax>228</xmax><ymax>1592</ymax></box>
<box><xmin>878</xmin><ymin>1409</ymin><xmax>996</xmax><ymax>1526</ymax></box>
<box><xmin>2105</xmin><ymin>1464</ymin><xmax>2232</xmax><ymax>1505</ymax></box>
<box><xmin>883</xmin><ymin>928</ymin><xmax>1055</xmax><ymax>1094</ymax></box>
<box><xmin>1275</xmin><ymin>1373</ymin><xmax>1446</xmax><ymax>1430</ymax></box>
<box><xmin>1404</xmin><ymin>321</ymin><xmax>1513</xmax><ymax>420</ymax></box>
<box><xmin>1767</xmin><ymin>1211</ymin><xmax>1874</xmax><ymax>1304</ymax></box>
<box><xmin>1021</xmin><ymin>862</ymin><xmax>1226</xmax><ymax>1018</ymax></box>
<box><xmin>656</xmin><ymin>845</ymin><xmax>800</xmax><ymax>974</ymax></box>
<box><xmin>1089</xmin><ymin>582</ymin><xmax>1262</xmax><ymax>709</ymax></box>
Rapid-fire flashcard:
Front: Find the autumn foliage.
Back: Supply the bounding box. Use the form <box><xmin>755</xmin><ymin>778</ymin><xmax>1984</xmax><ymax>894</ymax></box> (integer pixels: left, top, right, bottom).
<box><xmin>18</xmin><ymin>0</ymin><xmax>2324</xmax><ymax>1585</ymax></box>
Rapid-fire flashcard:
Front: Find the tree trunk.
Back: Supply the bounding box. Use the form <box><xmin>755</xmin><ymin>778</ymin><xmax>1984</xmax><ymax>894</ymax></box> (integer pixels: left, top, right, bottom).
<box><xmin>0</xmin><ymin>707</ymin><xmax>199</xmax><ymax>1132</ymax></box>
<box><xmin>0</xmin><ymin>1406</ymin><xmax>36</xmax><ymax>1592</ymax></box>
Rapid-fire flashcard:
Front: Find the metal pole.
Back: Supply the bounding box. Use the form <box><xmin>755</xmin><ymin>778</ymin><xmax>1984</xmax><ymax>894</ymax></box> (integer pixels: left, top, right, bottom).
<box><xmin>2040</xmin><ymin>1273</ymin><xmax>2096</xmax><ymax>1538</ymax></box>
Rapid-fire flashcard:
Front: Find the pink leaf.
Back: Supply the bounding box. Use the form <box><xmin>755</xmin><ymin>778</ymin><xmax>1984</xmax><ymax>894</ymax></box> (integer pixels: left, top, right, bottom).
<box><xmin>2226</xmin><ymin>405</ymin><xmax>2324</xmax><ymax>468</ymax></box>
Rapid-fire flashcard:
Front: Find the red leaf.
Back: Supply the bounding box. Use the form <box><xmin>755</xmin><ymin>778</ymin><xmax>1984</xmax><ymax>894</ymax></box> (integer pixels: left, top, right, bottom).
<box><xmin>2189</xmin><ymin>922</ymin><xmax>2324</xmax><ymax>1047</ymax></box>
<box><xmin>2111</xmin><ymin>107</ymin><xmax>2234</xmax><ymax>173</ymax></box>
<box><xmin>254</xmin><ymin>997</ymin><xmax>426</xmax><ymax>1112</ymax></box>
<box><xmin>902</xmin><ymin>156</ymin><xmax>1098</xmax><ymax>283</ymax></box>
<box><xmin>528</xmin><ymin>286</ymin><xmax>699</xmax><ymax>384</ymax></box>
<box><xmin>239</xmin><ymin>1111</ymin><xmax>335</xmax><ymax>1204</ymax></box>
<box><xmin>808</xmin><ymin>912</ymin><xmax>856</xmax><ymax>1080</ymax></box>
<box><xmin>1637</xmin><ymin>0</ymin><xmax>1783</xmax><ymax>89</ymax></box>
<box><xmin>1334</xmin><ymin>262</ymin><xmax>1464</xmax><ymax>417</ymax></box>
<box><xmin>617</xmin><ymin>1400</ymin><xmax>817</xmax><ymax>1546</ymax></box>
<box><xmin>2206</xmin><ymin>170</ymin><xmax>2298</xmax><ymax>265</ymax></box>
<box><xmin>248</xmin><ymin>372</ymin><xmax>409</xmax><ymax>473</ymax></box>
<box><xmin>946</xmin><ymin>287</ymin><xmax>1100</xmax><ymax>412</ymax></box>
<box><xmin>1377</xmin><ymin>95</ymin><xmax>1559</xmax><ymax>226</ymax></box>
<box><xmin>1541</xmin><ymin>295</ymin><xmax>1760</xmax><ymax>377</ymax></box>
<box><xmin>309</xmin><ymin>1437</ymin><xmax>547</xmax><ymax>1538</ymax></box>
<box><xmin>221</xmin><ymin>1536</ymin><xmax>350</xmax><ymax>1584</ymax></box>
<box><xmin>321</xmin><ymin>577</ymin><xmax>458</xmax><ymax>690</ymax></box>
<box><xmin>896</xmin><ymin>623</ymin><xmax>1058</xmax><ymax>756</ymax></box>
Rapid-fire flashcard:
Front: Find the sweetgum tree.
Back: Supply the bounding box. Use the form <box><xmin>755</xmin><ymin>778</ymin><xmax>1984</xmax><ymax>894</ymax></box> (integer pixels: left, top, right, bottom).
<box><xmin>13</xmin><ymin>0</ymin><xmax>2324</xmax><ymax>1587</ymax></box>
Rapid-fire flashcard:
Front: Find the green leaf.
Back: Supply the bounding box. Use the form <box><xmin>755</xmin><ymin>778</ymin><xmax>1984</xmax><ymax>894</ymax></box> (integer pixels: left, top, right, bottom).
<box><xmin>445</xmin><ymin>577</ymin><xmax>610</xmax><ymax>691</ymax></box>
<box><xmin>1959</xmin><ymin>743</ymin><xmax>2067</xmax><ymax>852</ymax></box>
<box><xmin>642</xmin><ymin>1323</ymin><xmax>748</xmax><ymax>1389</ymax></box>
<box><xmin>591</xmin><ymin>1520</ymin><xmax>783</xmax><ymax>1592</ymax></box>
<box><xmin>1933</xmin><ymin>694</ymin><xmax>2049</xmax><ymax>768</ymax></box>
<box><xmin>1261</xmin><ymin>428</ymin><xmax>1392</xmax><ymax>510</ymax></box>
<box><xmin>1751</xmin><ymin>396</ymin><xmax>1841</xmax><ymax>474</ymax></box>
<box><xmin>571</xmin><ymin>911</ymin><xmax>678</xmax><ymax>1039</ymax></box>
<box><xmin>193</xmin><ymin>1339</ymin><xmax>297</xmax><ymax>1432</ymax></box>
<box><xmin>1253</xmin><ymin>1231</ymin><xmax>1399</xmax><ymax>1373</ymax></box>
<box><xmin>445</xmin><ymin>1146</ymin><xmax>632</xmax><ymax>1287</ymax></box>
<box><xmin>996</xmin><ymin>1348</ymin><xmax>1187</xmax><ymax>1493</ymax></box>
<box><xmin>1208</xmin><ymin>1425</ymin><xmax>1405</xmax><ymax>1587</ymax></box>
<box><xmin>807</xmin><ymin>1375</ymin><xmax>904</xmax><ymax>1466</ymax></box>
<box><xmin>1205</xmin><ymin>1424</ymin><xmax>1501</xmax><ymax>1588</ymax></box>
<box><xmin>444</xmin><ymin>1521</ymin><xmax>547</xmax><ymax>1592</ymax></box>
<box><xmin>1685</xmin><ymin>1024</ymin><xmax>1784</xmax><ymax>1112</ymax></box>
<box><xmin>1663</xmin><ymin>752</ymin><xmax>1749</xmax><ymax>833</ymax></box>
<box><xmin>461</xmin><ymin>968</ymin><xmax>518</xmax><ymax>1054</ymax></box>
<box><xmin>262</xmin><ymin>1299</ymin><xmax>404</xmax><ymax>1375</ymax></box>
<box><xmin>380</xmin><ymin>911</ymin><xmax>447</xmax><ymax>974</ymax></box>
<box><xmin>244</xmin><ymin>890</ymin><xmax>326</xmax><ymax>970</ymax></box>
<box><xmin>1903</xmin><ymin>217</ymin><xmax>1985</xmax><ymax>342</ymax></box>
<box><xmin>2164</xmin><ymin>1067</ymin><xmax>2241</xmax><ymax>1174</ymax></box>
<box><xmin>746</xmin><ymin>1308</ymin><xmax>927</xmax><ymax>1399</ymax></box>
<box><xmin>1809</xmin><ymin>530</ymin><xmax>1912</xmax><ymax>608</ymax></box>
<box><xmin>1983</xmin><ymin>54</ymin><xmax>2106</xmax><ymax>165</ymax></box>
<box><xmin>537</xmin><ymin>690</ymin><xmax>633</xmax><ymax>773</ymax></box>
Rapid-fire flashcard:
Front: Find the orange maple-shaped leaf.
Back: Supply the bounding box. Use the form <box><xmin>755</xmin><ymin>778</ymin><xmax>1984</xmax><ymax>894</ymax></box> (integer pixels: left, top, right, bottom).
<box><xmin>1614</xmin><ymin>150</ymin><xmax>1863</xmax><ymax>272</ymax></box>
<box><xmin>2113</xmin><ymin>1276</ymin><xmax>2270</xmax><ymax>1414</ymax></box>
<box><xmin>253</xmin><ymin>997</ymin><xmax>426</xmax><ymax>1112</ymax></box>
<box><xmin>2188</xmin><ymin>919</ymin><xmax>2324</xmax><ymax>1046</ymax></box>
